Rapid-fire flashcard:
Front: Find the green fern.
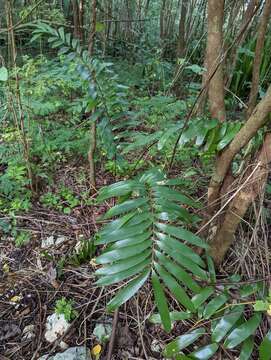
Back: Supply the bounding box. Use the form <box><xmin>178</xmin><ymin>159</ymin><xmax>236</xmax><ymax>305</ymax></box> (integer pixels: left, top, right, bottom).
<box><xmin>94</xmin><ymin>168</ymin><xmax>207</xmax><ymax>332</ymax></box>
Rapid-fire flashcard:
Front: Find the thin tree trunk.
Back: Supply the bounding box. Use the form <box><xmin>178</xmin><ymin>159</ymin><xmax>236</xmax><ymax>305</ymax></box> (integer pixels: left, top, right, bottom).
<box><xmin>247</xmin><ymin>0</ymin><xmax>271</xmax><ymax>118</ymax></box>
<box><xmin>72</xmin><ymin>0</ymin><xmax>81</xmax><ymax>39</ymax></box>
<box><xmin>226</xmin><ymin>0</ymin><xmax>260</xmax><ymax>88</ymax></box>
<box><xmin>78</xmin><ymin>0</ymin><xmax>84</xmax><ymax>41</ymax></box>
<box><xmin>209</xmin><ymin>133</ymin><xmax>271</xmax><ymax>264</ymax></box>
<box><xmin>208</xmin><ymin>84</ymin><xmax>271</xmax><ymax>214</ymax></box>
<box><xmin>88</xmin><ymin>0</ymin><xmax>97</xmax><ymax>187</ymax></box>
<box><xmin>177</xmin><ymin>0</ymin><xmax>188</xmax><ymax>59</ymax></box>
<box><xmin>206</xmin><ymin>0</ymin><xmax>226</xmax><ymax>122</ymax></box>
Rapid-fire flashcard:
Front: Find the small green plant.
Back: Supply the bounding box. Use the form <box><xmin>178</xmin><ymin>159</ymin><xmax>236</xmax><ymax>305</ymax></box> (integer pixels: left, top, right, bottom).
<box><xmin>40</xmin><ymin>187</ymin><xmax>79</xmax><ymax>214</ymax></box>
<box><xmin>68</xmin><ymin>237</ymin><xmax>95</xmax><ymax>266</ymax></box>
<box><xmin>14</xmin><ymin>230</ymin><xmax>31</xmax><ymax>247</ymax></box>
<box><xmin>55</xmin><ymin>297</ymin><xmax>78</xmax><ymax>322</ymax></box>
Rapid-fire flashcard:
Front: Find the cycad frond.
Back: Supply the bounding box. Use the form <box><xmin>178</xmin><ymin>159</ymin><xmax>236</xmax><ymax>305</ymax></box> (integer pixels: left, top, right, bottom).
<box><xmin>95</xmin><ymin>168</ymin><xmax>209</xmax><ymax>331</ymax></box>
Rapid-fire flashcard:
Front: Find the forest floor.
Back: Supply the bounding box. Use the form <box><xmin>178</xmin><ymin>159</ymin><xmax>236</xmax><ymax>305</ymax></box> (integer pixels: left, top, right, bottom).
<box><xmin>0</xmin><ymin>160</ymin><xmax>270</xmax><ymax>360</ymax></box>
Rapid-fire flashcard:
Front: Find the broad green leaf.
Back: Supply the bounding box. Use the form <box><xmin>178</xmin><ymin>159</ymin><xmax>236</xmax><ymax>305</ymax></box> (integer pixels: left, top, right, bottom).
<box><xmin>103</xmin><ymin>198</ymin><xmax>148</xmax><ymax>219</ymax></box>
<box><xmin>96</xmin><ymin>223</ymin><xmax>150</xmax><ymax>245</ymax></box>
<box><xmin>95</xmin><ymin>240</ymin><xmax>151</xmax><ymax>264</ymax></box>
<box><xmin>155</xmin><ymin>251</ymin><xmax>201</xmax><ymax>293</ymax></box>
<box><xmin>240</xmin><ymin>336</ymin><xmax>254</xmax><ymax>360</ymax></box>
<box><xmin>224</xmin><ymin>313</ymin><xmax>262</xmax><ymax>349</ymax></box>
<box><xmin>153</xmin><ymin>186</ymin><xmax>200</xmax><ymax>208</ymax></box>
<box><xmin>152</xmin><ymin>271</ymin><xmax>171</xmax><ymax>332</ymax></box>
<box><xmin>107</xmin><ymin>269</ymin><xmax>150</xmax><ymax>311</ymax></box>
<box><xmin>110</xmin><ymin>231</ymin><xmax>151</xmax><ymax>249</ymax></box>
<box><xmin>58</xmin><ymin>27</ymin><xmax>65</xmax><ymax>41</ymax></box>
<box><xmin>96</xmin><ymin>22</ymin><xmax>105</xmax><ymax>32</ymax></box>
<box><xmin>259</xmin><ymin>330</ymin><xmax>271</xmax><ymax>360</ymax></box>
<box><xmin>97</xmin><ymin>180</ymin><xmax>142</xmax><ymax>202</ymax></box>
<box><xmin>206</xmin><ymin>255</ymin><xmax>216</xmax><ymax>283</ymax></box>
<box><xmin>157</xmin><ymin>241</ymin><xmax>208</xmax><ymax>280</ymax></box>
<box><xmin>96</xmin><ymin>258</ymin><xmax>149</xmax><ymax>285</ymax></box>
<box><xmin>253</xmin><ymin>300</ymin><xmax>269</xmax><ymax>312</ymax></box>
<box><xmin>191</xmin><ymin>287</ymin><xmax>214</xmax><ymax>309</ymax></box>
<box><xmin>0</xmin><ymin>67</ymin><xmax>8</xmax><ymax>81</ymax></box>
<box><xmin>155</xmin><ymin>263</ymin><xmax>195</xmax><ymax>312</ymax></box>
<box><xmin>217</xmin><ymin>122</ymin><xmax>242</xmax><ymax>151</ymax></box>
<box><xmin>163</xmin><ymin>328</ymin><xmax>205</xmax><ymax>357</ymax></box>
<box><xmin>98</xmin><ymin>212</ymin><xmax>136</xmax><ymax>238</ymax></box>
<box><xmin>149</xmin><ymin>311</ymin><xmax>191</xmax><ymax>324</ymax></box>
<box><xmin>212</xmin><ymin>305</ymin><xmax>244</xmax><ymax>342</ymax></box>
<box><xmin>95</xmin><ymin>250</ymin><xmax>151</xmax><ymax>276</ymax></box>
<box><xmin>203</xmin><ymin>294</ymin><xmax>228</xmax><ymax>319</ymax></box>
<box><xmin>155</xmin><ymin>223</ymin><xmax>208</xmax><ymax>249</ymax></box>
<box><xmin>240</xmin><ymin>283</ymin><xmax>261</xmax><ymax>298</ymax></box>
<box><xmin>190</xmin><ymin>343</ymin><xmax>219</xmax><ymax>359</ymax></box>
<box><xmin>156</xmin><ymin>232</ymin><xmax>205</xmax><ymax>267</ymax></box>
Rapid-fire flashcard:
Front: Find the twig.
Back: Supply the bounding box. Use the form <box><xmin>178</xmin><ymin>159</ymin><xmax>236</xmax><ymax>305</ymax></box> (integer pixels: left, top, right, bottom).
<box><xmin>106</xmin><ymin>309</ymin><xmax>119</xmax><ymax>360</ymax></box>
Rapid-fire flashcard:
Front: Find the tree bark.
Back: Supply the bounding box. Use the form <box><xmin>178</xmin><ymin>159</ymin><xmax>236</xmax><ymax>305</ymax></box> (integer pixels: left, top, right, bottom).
<box><xmin>209</xmin><ymin>133</ymin><xmax>271</xmax><ymax>264</ymax></box>
<box><xmin>206</xmin><ymin>0</ymin><xmax>226</xmax><ymax>122</ymax></box>
<box><xmin>208</xmin><ymin>84</ymin><xmax>271</xmax><ymax>214</ymax></box>
<box><xmin>88</xmin><ymin>0</ymin><xmax>97</xmax><ymax>187</ymax></box>
<box><xmin>177</xmin><ymin>0</ymin><xmax>188</xmax><ymax>59</ymax></box>
<box><xmin>247</xmin><ymin>0</ymin><xmax>271</xmax><ymax>118</ymax></box>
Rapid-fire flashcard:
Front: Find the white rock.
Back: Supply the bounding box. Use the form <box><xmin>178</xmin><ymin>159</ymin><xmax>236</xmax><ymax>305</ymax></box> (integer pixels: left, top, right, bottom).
<box><xmin>151</xmin><ymin>339</ymin><xmax>163</xmax><ymax>353</ymax></box>
<box><xmin>55</xmin><ymin>236</ymin><xmax>67</xmax><ymax>245</ymax></box>
<box><xmin>22</xmin><ymin>324</ymin><xmax>35</xmax><ymax>340</ymax></box>
<box><xmin>38</xmin><ymin>346</ymin><xmax>91</xmax><ymax>360</ymax></box>
<box><xmin>93</xmin><ymin>317</ymin><xmax>112</xmax><ymax>343</ymax></box>
<box><xmin>44</xmin><ymin>313</ymin><xmax>70</xmax><ymax>343</ymax></box>
<box><xmin>42</xmin><ymin>236</ymin><xmax>55</xmax><ymax>248</ymax></box>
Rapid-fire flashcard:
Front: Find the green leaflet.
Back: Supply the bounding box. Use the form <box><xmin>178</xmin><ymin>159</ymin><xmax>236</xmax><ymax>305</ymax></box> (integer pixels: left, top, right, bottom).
<box><xmin>259</xmin><ymin>330</ymin><xmax>271</xmax><ymax>360</ymax></box>
<box><xmin>217</xmin><ymin>122</ymin><xmax>242</xmax><ymax>151</ymax></box>
<box><xmin>212</xmin><ymin>305</ymin><xmax>244</xmax><ymax>342</ymax></box>
<box><xmin>155</xmin><ymin>223</ymin><xmax>208</xmax><ymax>249</ymax></box>
<box><xmin>103</xmin><ymin>197</ymin><xmax>148</xmax><ymax>219</ymax></box>
<box><xmin>152</xmin><ymin>271</ymin><xmax>171</xmax><ymax>332</ymax></box>
<box><xmin>0</xmin><ymin>67</ymin><xmax>8</xmax><ymax>82</ymax></box>
<box><xmin>95</xmin><ymin>250</ymin><xmax>151</xmax><ymax>275</ymax></box>
<box><xmin>154</xmin><ymin>263</ymin><xmax>195</xmax><ymax>312</ymax></box>
<box><xmin>156</xmin><ymin>232</ymin><xmax>205</xmax><ymax>267</ymax></box>
<box><xmin>149</xmin><ymin>311</ymin><xmax>192</xmax><ymax>324</ymax></box>
<box><xmin>191</xmin><ymin>287</ymin><xmax>214</xmax><ymax>309</ymax></box>
<box><xmin>153</xmin><ymin>186</ymin><xmax>201</xmax><ymax>208</ymax></box>
<box><xmin>155</xmin><ymin>250</ymin><xmax>202</xmax><ymax>293</ymax></box>
<box><xmin>157</xmin><ymin>240</ymin><xmax>208</xmax><ymax>280</ymax></box>
<box><xmin>163</xmin><ymin>327</ymin><xmax>205</xmax><ymax>357</ymax></box>
<box><xmin>97</xmin><ymin>180</ymin><xmax>142</xmax><ymax>202</ymax></box>
<box><xmin>190</xmin><ymin>343</ymin><xmax>219</xmax><ymax>359</ymax></box>
<box><xmin>95</xmin><ymin>240</ymin><xmax>151</xmax><ymax>264</ymax></box>
<box><xmin>109</xmin><ymin>232</ymin><xmax>150</xmax><ymax>249</ymax></box>
<box><xmin>240</xmin><ymin>337</ymin><xmax>254</xmax><ymax>360</ymax></box>
<box><xmin>203</xmin><ymin>294</ymin><xmax>228</xmax><ymax>319</ymax></box>
<box><xmin>107</xmin><ymin>269</ymin><xmax>150</xmax><ymax>312</ymax></box>
<box><xmin>96</xmin><ymin>257</ymin><xmax>150</xmax><ymax>285</ymax></box>
<box><xmin>96</xmin><ymin>222</ymin><xmax>151</xmax><ymax>245</ymax></box>
<box><xmin>224</xmin><ymin>313</ymin><xmax>262</xmax><ymax>349</ymax></box>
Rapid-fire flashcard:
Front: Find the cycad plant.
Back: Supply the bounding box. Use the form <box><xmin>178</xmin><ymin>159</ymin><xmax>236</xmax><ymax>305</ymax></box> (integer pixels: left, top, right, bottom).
<box><xmin>95</xmin><ymin>168</ymin><xmax>271</xmax><ymax>359</ymax></box>
<box><xmin>94</xmin><ymin>168</ymin><xmax>208</xmax><ymax>331</ymax></box>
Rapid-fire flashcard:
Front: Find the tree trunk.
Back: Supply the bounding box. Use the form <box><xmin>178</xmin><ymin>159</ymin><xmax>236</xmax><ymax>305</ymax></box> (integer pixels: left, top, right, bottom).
<box><xmin>206</xmin><ymin>0</ymin><xmax>226</xmax><ymax>122</ymax></box>
<box><xmin>177</xmin><ymin>0</ymin><xmax>188</xmax><ymax>59</ymax></box>
<box><xmin>209</xmin><ymin>133</ymin><xmax>271</xmax><ymax>264</ymax></box>
<box><xmin>88</xmin><ymin>0</ymin><xmax>97</xmax><ymax>188</ymax></box>
<box><xmin>208</xmin><ymin>84</ymin><xmax>271</xmax><ymax>215</ymax></box>
<box><xmin>72</xmin><ymin>0</ymin><xmax>81</xmax><ymax>39</ymax></box>
<box><xmin>247</xmin><ymin>0</ymin><xmax>271</xmax><ymax>118</ymax></box>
